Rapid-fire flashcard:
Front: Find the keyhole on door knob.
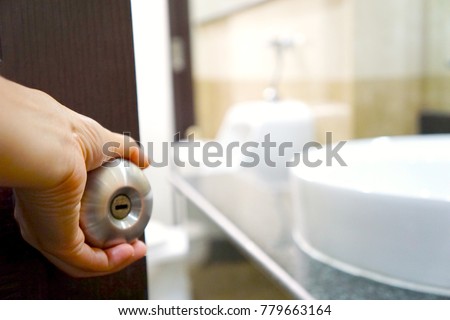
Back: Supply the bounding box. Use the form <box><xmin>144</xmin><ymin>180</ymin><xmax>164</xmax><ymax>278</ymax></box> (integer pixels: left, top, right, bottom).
<box><xmin>110</xmin><ymin>194</ymin><xmax>132</xmax><ymax>219</ymax></box>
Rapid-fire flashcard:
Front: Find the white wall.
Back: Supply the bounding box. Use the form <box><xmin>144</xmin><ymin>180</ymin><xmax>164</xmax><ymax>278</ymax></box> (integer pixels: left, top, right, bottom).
<box><xmin>424</xmin><ymin>0</ymin><xmax>450</xmax><ymax>77</ymax></box>
<box><xmin>192</xmin><ymin>0</ymin><xmax>354</xmax><ymax>83</ymax></box>
<box><xmin>131</xmin><ymin>0</ymin><xmax>175</xmax><ymax>224</ymax></box>
<box><xmin>190</xmin><ymin>0</ymin><xmax>269</xmax><ymax>24</ymax></box>
<box><xmin>353</xmin><ymin>0</ymin><xmax>424</xmax><ymax>79</ymax></box>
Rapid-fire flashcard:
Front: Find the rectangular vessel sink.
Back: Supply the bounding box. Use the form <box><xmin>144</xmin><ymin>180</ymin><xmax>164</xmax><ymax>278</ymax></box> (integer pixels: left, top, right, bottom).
<box><xmin>291</xmin><ymin>134</ymin><xmax>450</xmax><ymax>296</ymax></box>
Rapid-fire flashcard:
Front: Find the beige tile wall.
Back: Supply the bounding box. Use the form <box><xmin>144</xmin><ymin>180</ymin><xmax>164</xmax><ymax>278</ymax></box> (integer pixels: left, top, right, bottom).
<box><xmin>352</xmin><ymin>0</ymin><xmax>425</xmax><ymax>137</ymax></box>
<box><xmin>423</xmin><ymin>0</ymin><xmax>450</xmax><ymax>111</ymax></box>
<box><xmin>424</xmin><ymin>77</ymin><xmax>450</xmax><ymax>110</ymax></box>
<box><xmin>353</xmin><ymin>78</ymin><xmax>423</xmax><ymax>138</ymax></box>
<box><xmin>194</xmin><ymin>78</ymin><xmax>353</xmax><ymax>140</ymax></box>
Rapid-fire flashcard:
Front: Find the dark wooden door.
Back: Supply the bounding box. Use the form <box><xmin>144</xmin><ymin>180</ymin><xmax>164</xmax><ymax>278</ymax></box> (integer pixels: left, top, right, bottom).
<box><xmin>168</xmin><ymin>0</ymin><xmax>195</xmax><ymax>139</ymax></box>
<box><xmin>0</xmin><ymin>0</ymin><xmax>147</xmax><ymax>299</ymax></box>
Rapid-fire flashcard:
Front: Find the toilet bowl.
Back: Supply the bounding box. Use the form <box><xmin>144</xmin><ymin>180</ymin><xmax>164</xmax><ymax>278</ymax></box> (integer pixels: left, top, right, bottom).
<box><xmin>215</xmin><ymin>100</ymin><xmax>315</xmax><ymax>186</ymax></box>
<box><xmin>176</xmin><ymin>100</ymin><xmax>315</xmax><ymax>188</ymax></box>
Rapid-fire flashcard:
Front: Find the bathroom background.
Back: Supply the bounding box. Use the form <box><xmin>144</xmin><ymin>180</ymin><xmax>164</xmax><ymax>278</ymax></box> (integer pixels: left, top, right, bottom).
<box><xmin>189</xmin><ymin>0</ymin><xmax>450</xmax><ymax>141</ymax></box>
<box><xmin>176</xmin><ymin>0</ymin><xmax>450</xmax><ymax>299</ymax></box>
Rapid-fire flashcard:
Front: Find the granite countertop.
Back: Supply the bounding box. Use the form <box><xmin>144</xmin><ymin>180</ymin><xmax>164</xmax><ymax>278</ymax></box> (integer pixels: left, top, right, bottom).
<box><xmin>171</xmin><ymin>171</ymin><xmax>448</xmax><ymax>300</ymax></box>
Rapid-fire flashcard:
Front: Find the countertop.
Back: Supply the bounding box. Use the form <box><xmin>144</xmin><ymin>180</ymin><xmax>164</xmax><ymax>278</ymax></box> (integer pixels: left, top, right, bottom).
<box><xmin>171</xmin><ymin>171</ymin><xmax>447</xmax><ymax>299</ymax></box>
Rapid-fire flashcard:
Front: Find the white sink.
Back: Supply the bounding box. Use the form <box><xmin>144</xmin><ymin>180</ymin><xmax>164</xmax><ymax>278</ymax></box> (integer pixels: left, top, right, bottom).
<box><xmin>291</xmin><ymin>134</ymin><xmax>450</xmax><ymax>295</ymax></box>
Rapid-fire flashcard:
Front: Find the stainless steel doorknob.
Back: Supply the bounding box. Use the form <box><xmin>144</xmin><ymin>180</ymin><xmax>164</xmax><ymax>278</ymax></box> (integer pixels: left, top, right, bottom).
<box><xmin>80</xmin><ymin>158</ymin><xmax>153</xmax><ymax>248</ymax></box>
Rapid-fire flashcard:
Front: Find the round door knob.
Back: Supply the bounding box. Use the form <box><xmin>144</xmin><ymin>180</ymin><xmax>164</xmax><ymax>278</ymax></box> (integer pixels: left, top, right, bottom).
<box><xmin>80</xmin><ymin>158</ymin><xmax>152</xmax><ymax>248</ymax></box>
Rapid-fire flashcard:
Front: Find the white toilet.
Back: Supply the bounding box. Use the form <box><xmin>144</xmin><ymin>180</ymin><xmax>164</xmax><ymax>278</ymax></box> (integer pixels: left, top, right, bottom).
<box><xmin>216</xmin><ymin>100</ymin><xmax>314</xmax><ymax>185</ymax></box>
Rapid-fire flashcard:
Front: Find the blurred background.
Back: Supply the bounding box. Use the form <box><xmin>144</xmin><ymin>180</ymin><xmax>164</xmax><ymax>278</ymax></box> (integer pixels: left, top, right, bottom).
<box><xmin>189</xmin><ymin>0</ymin><xmax>449</xmax><ymax>140</ymax></box>
<box><xmin>189</xmin><ymin>0</ymin><xmax>449</xmax><ymax>298</ymax></box>
<box><xmin>136</xmin><ymin>0</ymin><xmax>450</xmax><ymax>300</ymax></box>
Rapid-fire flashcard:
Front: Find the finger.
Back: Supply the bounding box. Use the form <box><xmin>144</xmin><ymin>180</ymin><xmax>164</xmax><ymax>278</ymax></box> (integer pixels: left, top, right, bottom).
<box><xmin>42</xmin><ymin>240</ymin><xmax>147</xmax><ymax>277</ymax></box>
<box><xmin>104</xmin><ymin>240</ymin><xmax>147</xmax><ymax>271</ymax></box>
<box><xmin>102</xmin><ymin>131</ymin><xmax>150</xmax><ymax>169</ymax></box>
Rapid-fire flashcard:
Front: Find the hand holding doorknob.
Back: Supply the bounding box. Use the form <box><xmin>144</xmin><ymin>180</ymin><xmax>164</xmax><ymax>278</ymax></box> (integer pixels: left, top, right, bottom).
<box><xmin>80</xmin><ymin>158</ymin><xmax>153</xmax><ymax>248</ymax></box>
<box><xmin>2</xmin><ymin>75</ymin><xmax>150</xmax><ymax>277</ymax></box>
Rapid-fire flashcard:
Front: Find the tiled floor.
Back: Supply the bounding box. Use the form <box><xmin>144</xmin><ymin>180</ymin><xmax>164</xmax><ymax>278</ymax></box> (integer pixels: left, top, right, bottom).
<box><xmin>189</xmin><ymin>241</ymin><xmax>291</xmax><ymax>300</ymax></box>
